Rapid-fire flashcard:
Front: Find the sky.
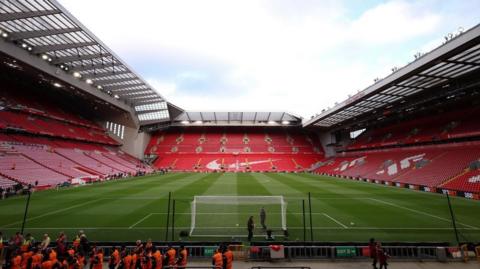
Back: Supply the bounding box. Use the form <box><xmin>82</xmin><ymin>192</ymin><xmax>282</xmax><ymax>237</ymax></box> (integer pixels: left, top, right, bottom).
<box><xmin>58</xmin><ymin>0</ymin><xmax>479</xmax><ymax>119</ymax></box>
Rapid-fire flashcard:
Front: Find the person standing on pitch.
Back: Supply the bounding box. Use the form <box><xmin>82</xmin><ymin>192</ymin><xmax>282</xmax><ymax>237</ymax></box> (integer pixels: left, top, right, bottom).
<box><xmin>260</xmin><ymin>207</ymin><xmax>267</xmax><ymax>230</ymax></box>
<box><xmin>368</xmin><ymin>238</ymin><xmax>378</xmax><ymax>269</ymax></box>
<box><xmin>247</xmin><ymin>216</ymin><xmax>255</xmax><ymax>242</ymax></box>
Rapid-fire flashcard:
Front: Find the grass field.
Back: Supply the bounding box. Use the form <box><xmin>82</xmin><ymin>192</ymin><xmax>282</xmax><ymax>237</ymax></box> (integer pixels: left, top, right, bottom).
<box><xmin>1</xmin><ymin>172</ymin><xmax>479</xmax><ymax>244</ymax></box>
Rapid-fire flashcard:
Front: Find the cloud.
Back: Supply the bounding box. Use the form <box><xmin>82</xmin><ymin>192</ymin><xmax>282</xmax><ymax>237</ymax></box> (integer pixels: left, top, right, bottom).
<box><xmin>146</xmin><ymin>79</ymin><xmax>176</xmax><ymax>97</ymax></box>
<box><xmin>349</xmin><ymin>0</ymin><xmax>441</xmax><ymax>44</ymax></box>
<box><xmin>57</xmin><ymin>0</ymin><xmax>477</xmax><ymax>119</ymax></box>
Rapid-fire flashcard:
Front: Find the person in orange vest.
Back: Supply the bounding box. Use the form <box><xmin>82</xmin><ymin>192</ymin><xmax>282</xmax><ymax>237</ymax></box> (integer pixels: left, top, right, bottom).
<box><xmin>109</xmin><ymin>246</ymin><xmax>120</xmax><ymax>269</ymax></box>
<box><xmin>131</xmin><ymin>250</ymin><xmax>140</xmax><ymax>269</ymax></box>
<box><xmin>92</xmin><ymin>248</ymin><xmax>104</xmax><ymax>269</ymax></box>
<box><xmin>176</xmin><ymin>245</ymin><xmax>187</xmax><ymax>269</ymax></box>
<box><xmin>31</xmin><ymin>248</ymin><xmax>44</xmax><ymax>269</ymax></box>
<box><xmin>48</xmin><ymin>248</ymin><xmax>57</xmax><ymax>264</ymax></box>
<box><xmin>152</xmin><ymin>246</ymin><xmax>163</xmax><ymax>269</ymax></box>
<box><xmin>222</xmin><ymin>245</ymin><xmax>233</xmax><ymax>269</ymax></box>
<box><xmin>211</xmin><ymin>248</ymin><xmax>223</xmax><ymax>269</ymax></box>
<box><xmin>40</xmin><ymin>258</ymin><xmax>53</xmax><ymax>269</ymax></box>
<box><xmin>165</xmin><ymin>245</ymin><xmax>176</xmax><ymax>268</ymax></box>
<box><xmin>76</xmin><ymin>252</ymin><xmax>85</xmax><ymax>269</ymax></box>
<box><xmin>11</xmin><ymin>249</ymin><xmax>22</xmax><ymax>269</ymax></box>
<box><xmin>21</xmin><ymin>247</ymin><xmax>34</xmax><ymax>269</ymax></box>
<box><xmin>121</xmin><ymin>250</ymin><xmax>132</xmax><ymax>269</ymax></box>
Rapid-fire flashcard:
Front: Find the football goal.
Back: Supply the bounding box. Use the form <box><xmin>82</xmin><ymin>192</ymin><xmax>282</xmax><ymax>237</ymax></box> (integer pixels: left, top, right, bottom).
<box><xmin>190</xmin><ymin>195</ymin><xmax>287</xmax><ymax>237</ymax></box>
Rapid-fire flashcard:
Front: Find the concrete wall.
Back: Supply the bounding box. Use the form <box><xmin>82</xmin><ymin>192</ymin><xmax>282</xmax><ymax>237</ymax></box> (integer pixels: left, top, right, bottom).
<box><xmin>100</xmin><ymin>114</ymin><xmax>150</xmax><ymax>160</ymax></box>
<box><xmin>318</xmin><ymin>131</ymin><xmax>336</xmax><ymax>158</ymax></box>
<box><xmin>120</xmin><ymin>126</ymin><xmax>151</xmax><ymax>159</ymax></box>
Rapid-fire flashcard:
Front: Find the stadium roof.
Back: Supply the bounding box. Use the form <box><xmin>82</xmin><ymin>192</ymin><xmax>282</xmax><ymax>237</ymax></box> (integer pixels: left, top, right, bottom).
<box><xmin>172</xmin><ymin>111</ymin><xmax>301</xmax><ymax>127</ymax></box>
<box><xmin>304</xmin><ymin>23</ymin><xmax>480</xmax><ymax>129</ymax></box>
<box><xmin>0</xmin><ymin>0</ymin><xmax>172</xmax><ymax>125</ymax></box>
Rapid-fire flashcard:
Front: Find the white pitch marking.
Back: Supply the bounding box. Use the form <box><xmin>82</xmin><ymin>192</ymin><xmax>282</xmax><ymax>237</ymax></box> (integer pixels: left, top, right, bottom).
<box><xmin>129</xmin><ymin>213</ymin><xmax>153</xmax><ymax>229</ymax></box>
<box><xmin>369</xmin><ymin>198</ymin><xmax>478</xmax><ymax>229</ymax></box>
<box><xmin>1</xmin><ymin>198</ymin><xmax>104</xmax><ymax>228</ymax></box>
<box><xmin>322</xmin><ymin>213</ymin><xmax>348</xmax><ymax>229</ymax></box>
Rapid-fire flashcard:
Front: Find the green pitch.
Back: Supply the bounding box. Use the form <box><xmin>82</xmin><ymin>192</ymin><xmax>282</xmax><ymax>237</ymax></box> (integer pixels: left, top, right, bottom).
<box><xmin>1</xmin><ymin>173</ymin><xmax>479</xmax><ymax>244</ymax></box>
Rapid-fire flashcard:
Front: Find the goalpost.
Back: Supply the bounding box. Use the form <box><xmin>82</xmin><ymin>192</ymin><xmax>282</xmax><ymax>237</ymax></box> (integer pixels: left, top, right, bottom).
<box><xmin>190</xmin><ymin>196</ymin><xmax>287</xmax><ymax>236</ymax></box>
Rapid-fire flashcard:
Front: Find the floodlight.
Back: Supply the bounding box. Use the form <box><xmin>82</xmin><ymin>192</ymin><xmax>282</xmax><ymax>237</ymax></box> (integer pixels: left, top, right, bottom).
<box><xmin>41</xmin><ymin>54</ymin><xmax>49</xmax><ymax>60</ymax></box>
<box><xmin>268</xmin><ymin>121</ymin><xmax>276</xmax><ymax>124</ymax></box>
<box><xmin>27</xmin><ymin>47</ymin><xmax>32</xmax><ymax>51</ymax></box>
<box><xmin>53</xmin><ymin>82</ymin><xmax>62</xmax><ymax>88</ymax></box>
<box><xmin>97</xmin><ymin>85</ymin><xmax>103</xmax><ymax>90</ymax></box>
<box><xmin>1</xmin><ymin>32</ymin><xmax>8</xmax><ymax>38</ymax></box>
<box><xmin>85</xmin><ymin>79</ymin><xmax>93</xmax><ymax>84</ymax></box>
<box><xmin>21</xmin><ymin>43</ymin><xmax>28</xmax><ymax>48</ymax></box>
<box><xmin>114</xmin><ymin>94</ymin><xmax>120</xmax><ymax>99</ymax></box>
<box><xmin>73</xmin><ymin>72</ymin><xmax>81</xmax><ymax>78</ymax></box>
<box><xmin>181</xmin><ymin>121</ymin><xmax>190</xmax><ymax>124</ymax></box>
<box><xmin>282</xmin><ymin>121</ymin><xmax>289</xmax><ymax>125</ymax></box>
<box><xmin>195</xmin><ymin>120</ymin><xmax>202</xmax><ymax>124</ymax></box>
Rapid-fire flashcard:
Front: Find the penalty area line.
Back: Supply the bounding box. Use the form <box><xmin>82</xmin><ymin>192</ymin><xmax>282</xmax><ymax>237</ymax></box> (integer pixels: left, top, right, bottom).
<box><xmin>129</xmin><ymin>213</ymin><xmax>153</xmax><ymax>229</ymax></box>
<box><xmin>322</xmin><ymin>213</ymin><xmax>348</xmax><ymax>229</ymax></box>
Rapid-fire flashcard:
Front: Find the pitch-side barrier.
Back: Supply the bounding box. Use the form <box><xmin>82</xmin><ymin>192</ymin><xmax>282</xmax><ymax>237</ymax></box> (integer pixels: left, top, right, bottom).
<box><xmin>94</xmin><ymin>244</ymin><xmax>471</xmax><ymax>262</ymax></box>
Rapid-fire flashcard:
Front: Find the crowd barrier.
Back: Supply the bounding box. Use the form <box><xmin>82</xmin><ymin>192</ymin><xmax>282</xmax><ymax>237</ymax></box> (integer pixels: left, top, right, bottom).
<box><xmin>92</xmin><ymin>244</ymin><xmax>469</xmax><ymax>262</ymax></box>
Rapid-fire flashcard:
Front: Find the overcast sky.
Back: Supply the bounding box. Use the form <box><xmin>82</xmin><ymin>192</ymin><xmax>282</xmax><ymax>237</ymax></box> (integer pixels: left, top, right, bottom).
<box><xmin>58</xmin><ymin>0</ymin><xmax>478</xmax><ymax>119</ymax></box>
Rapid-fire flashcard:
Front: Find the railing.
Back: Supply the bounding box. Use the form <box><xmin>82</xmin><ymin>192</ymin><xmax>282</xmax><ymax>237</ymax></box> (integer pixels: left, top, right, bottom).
<box><xmin>92</xmin><ymin>244</ymin><xmax>464</xmax><ymax>262</ymax></box>
<box><xmin>247</xmin><ymin>245</ymin><xmax>462</xmax><ymax>261</ymax></box>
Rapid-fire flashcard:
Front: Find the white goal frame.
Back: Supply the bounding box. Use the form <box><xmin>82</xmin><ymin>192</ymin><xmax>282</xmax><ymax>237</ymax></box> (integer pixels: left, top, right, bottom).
<box><xmin>190</xmin><ymin>195</ymin><xmax>287</xmax><ymax>236</ymax></box>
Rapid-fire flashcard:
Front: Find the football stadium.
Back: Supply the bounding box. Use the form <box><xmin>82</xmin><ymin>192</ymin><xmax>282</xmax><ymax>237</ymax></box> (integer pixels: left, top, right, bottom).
<box><xmin>0</xmin><ymin>1</ymin><xmax>480</xmax><ymax>268</ymax></box>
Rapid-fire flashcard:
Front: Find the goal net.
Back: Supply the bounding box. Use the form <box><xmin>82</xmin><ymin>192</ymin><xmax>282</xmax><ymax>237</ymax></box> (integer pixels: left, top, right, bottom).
<box><xmin>190</xmin><ymin>196</ymin><xmax>287</xmax><ymax>237</ymax></box>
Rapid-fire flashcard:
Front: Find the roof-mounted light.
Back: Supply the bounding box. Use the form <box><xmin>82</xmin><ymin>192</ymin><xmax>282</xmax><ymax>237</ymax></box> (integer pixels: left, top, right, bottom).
<box><xmin>53</xmin><ymin>82</ymin><xmax>62</xmax><ymax>88</ymax></box>
<box><xmin>195</xmin><ymin>120</ymin><xmax>203</xmax><ymax>124</ymax></box>
<box><xmin>85</xmin><ymin>79</ymin><xmax>93</xmax><ymax>84</ymax></box>
<box><xmin>73</xmin><ymin>72</ymin><xmax>81</xmax><ymax>78</ymax></box>
<box><xmin>282</xmin><ymin>120</ymin><xmax>290</xmax><ymax>125</ymax></box>
<box><xmin>181</xmin><ymin>121</ymin><xmax>190</xmax><ymax>124</ymax></box>
<box><xmin>268</xmin><ymin>121</ymin><xmax>276</xmax><ymax>124</ymax></box>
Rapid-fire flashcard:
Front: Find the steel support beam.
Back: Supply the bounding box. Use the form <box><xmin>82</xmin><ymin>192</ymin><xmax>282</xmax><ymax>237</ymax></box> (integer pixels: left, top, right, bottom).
<box><xmin>10</xmin><ymin>27</ymin><xmax>82</xmax><ymax>40</ymax></box>
<box><xmin>444</xmin><ymin>60</ymin><xmax>480</xmax><ymax>67</ymax></box>
<box><xmin>52</xmin><ymin>53</ymin><xmax>109</xmax><ymax>64</ymax></box>
<box><xmin>119</xmin><ymin>92</ymin><xmax>155</xmax><ymax>98</ymax></box>
<box><xmin>71</xmin><ymin>62</ymin><xmax>120</xmax><ymax>72</ymax></box>
<box><xmin>96</xmin><ymin>77</ymin><xmax>137</xmax><ymax>85</ymax></box>
<box><xmin>86</xmin><ymin>70</ymin><xmax>130</xmax><ymax>79</ymax></box>
<box><xmin>33</xmin><ymin>41</ymin><xmax>96</xmax><ymax>53</ymax></box>
<box><xmin>0</xmin><ymin>10</ymin><xmax>61</xmax><ymax>22</ymax></box>
<box><xmin>104</xmin><ymin>82</ymin><xmax>145</xmax><ymax>91</ymax></box>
